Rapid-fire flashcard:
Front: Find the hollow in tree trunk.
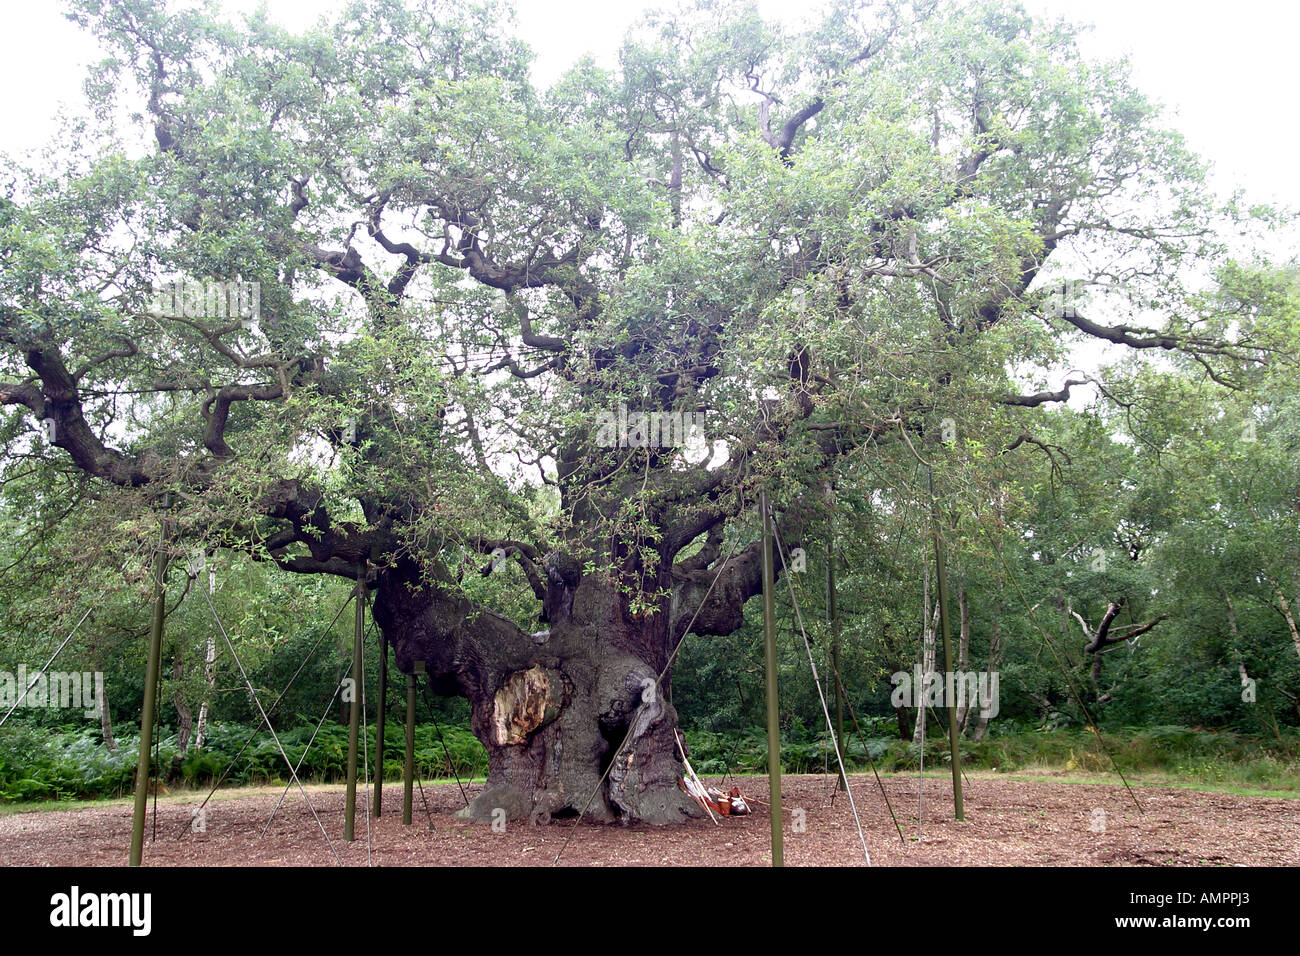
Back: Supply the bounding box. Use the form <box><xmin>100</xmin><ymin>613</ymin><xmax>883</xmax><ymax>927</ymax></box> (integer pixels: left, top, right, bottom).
<box><xmin>375</xmin><ymin>558</ymin><xmax>697</xmax><ymax>823</ymax></box>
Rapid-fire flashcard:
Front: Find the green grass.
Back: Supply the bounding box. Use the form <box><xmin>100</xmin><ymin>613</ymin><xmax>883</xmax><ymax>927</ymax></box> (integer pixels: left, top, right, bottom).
<box><xmin>684</xmin><ymin>724</ymin><xmax>1300</xmax><ymax>792</ymax></box>
<box><xmin>5</xmin><ymin>719</ymin><xmax>1298</xmax><ymax>808</ymax></box>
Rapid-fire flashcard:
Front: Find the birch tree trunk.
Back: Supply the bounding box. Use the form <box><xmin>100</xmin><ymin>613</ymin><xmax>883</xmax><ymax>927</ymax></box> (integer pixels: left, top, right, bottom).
<box><xmin>955</xmin><ymin>582</ymin><xmax>972</xmax><ymax>732</ymax></box>
<box><xmin>95</xmin><ymin>650</ymin><xmax>116</xmax><ymax>753</ymax></box>
<box><xmin>1267</xmin><ymin>575</ymin><xmax>1300</xmax><ymax>665</ymax></box>
<box><xmin>194</xmin><ymin>572</ymin><xmax>217</xmax><ymax>751</ymax></box>
<box><xmin>913</xmin><ymin>562</ymin><xmax>938</xmax><ymax>743</ymax></box>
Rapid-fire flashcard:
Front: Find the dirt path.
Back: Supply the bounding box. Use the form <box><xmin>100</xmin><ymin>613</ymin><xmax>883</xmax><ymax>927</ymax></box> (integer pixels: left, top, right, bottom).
<box><xmin>1</xmin><ymin>774</ymin><xmax>1295</xmax><ymax>866</ymax></box>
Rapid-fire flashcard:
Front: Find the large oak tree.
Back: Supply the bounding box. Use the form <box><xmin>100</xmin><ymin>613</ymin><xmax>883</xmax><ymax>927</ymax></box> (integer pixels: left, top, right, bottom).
<box><xmin>0</xmin><ymin>0</ymin><xmax>1280</xmax><ymax>822</ymax></box>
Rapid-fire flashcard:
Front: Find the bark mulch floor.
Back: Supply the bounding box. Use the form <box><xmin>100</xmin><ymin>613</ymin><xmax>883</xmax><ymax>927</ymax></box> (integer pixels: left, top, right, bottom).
<box><xmin>1</xmin><ymin>773</ymin><xmax>1295</xmax><ymax>866</ymax></box>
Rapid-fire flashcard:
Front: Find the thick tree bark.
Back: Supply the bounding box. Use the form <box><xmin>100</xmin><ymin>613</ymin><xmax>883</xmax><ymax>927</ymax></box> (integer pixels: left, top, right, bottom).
<box><xmin>373</xmin><ymin>554</ymin><xmax>708</xmax><ymax>825</ymax></box>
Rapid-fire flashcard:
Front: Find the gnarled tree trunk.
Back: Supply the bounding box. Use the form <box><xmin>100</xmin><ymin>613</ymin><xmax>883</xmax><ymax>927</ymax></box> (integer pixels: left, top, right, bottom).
<box><xmin>375</xmin><ymin>556</ymin><xmax>705</xmax><ymax>824</ymax></box>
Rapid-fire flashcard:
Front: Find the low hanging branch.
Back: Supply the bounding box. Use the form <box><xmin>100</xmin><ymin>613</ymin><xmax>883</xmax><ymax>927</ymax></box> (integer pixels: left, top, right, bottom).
<box><xmin>1073</xmin><ymin>600</ymin><xmax>1170</xmax><ymax>697</ymax></box>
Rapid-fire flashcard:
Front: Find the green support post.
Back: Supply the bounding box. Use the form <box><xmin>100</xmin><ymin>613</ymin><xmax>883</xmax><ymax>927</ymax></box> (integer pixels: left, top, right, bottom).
<box><xmin>130</xmin><ymin>541</ymin><xmax>168</xmax><ymax>866</ymax></box>
<box><xmin>403</xmin><ymin>668</ymin><xmax>417</xmax><ymax>826</ymax></box>
<box><xmin>373</xmin><ymin>638</ymin><xmax>387</xmax><ymax>817</ymax></box>
<box><xmin>345</xmin><ymin>566</ymin><xmax>366</xmax><ymax>842</ymax></box>
<box><xmin>826</xmin><ymin>529</ymin><xmax>846</xmax><ymax>791</ymax></box>
<box><xmin>760</xmin><ymin>492</ymin><xmax>783</xmax><ymax>867</ymax></box>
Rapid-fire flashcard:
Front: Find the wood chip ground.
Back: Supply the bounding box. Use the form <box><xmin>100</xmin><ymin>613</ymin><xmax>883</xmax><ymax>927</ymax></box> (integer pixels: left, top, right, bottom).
<box><xmin>1</xmin><ymin>773</ymin><xmax>1295</xmax><ymax>866</ymax></box>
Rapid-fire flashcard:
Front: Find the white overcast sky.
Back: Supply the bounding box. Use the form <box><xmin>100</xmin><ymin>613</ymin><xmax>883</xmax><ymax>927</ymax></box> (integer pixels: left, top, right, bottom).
<box><xmin>1</xmin><ymin>0</ymin><xmax>1296</xmax><ymax>244</ymax></box>
<box><xmin>3</xmin><ymin>0</ymin><xmax>1298</xmax><ymax>217</ymax></box>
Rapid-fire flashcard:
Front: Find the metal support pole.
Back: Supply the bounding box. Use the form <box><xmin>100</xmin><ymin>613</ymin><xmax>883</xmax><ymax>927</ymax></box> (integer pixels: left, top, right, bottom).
<box><xmin>130</xmin><ymin>539</ymin><xmax>168</xmax><ymax>866</ymax></box>
<box><xmin>373</xmin><ymin>638</ymin><xmax>388</xmax><ymax>817</ymax></box>
<box><xmin>930</xmin><ymin>467</ymin><xmax>964</xmax><ymax>821</ymax></box>
<box><xmin>760</xmin><ymin>492</ymin><xmax>783</xmax><ymax>867</ymax></box>
<box><xmin>403</xmin><ymin>669</ymin><xmax>416</xmax><ymax>826</ymax></box>
<box><xmin>826</xmin><ymin>529</ymin><xmax>846</xmax><ymax>791</ymax></box>
<box><xmin>345</xmin><ymin>566</ymin><xmax>366</xmax><ymax>841</ymax></box>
